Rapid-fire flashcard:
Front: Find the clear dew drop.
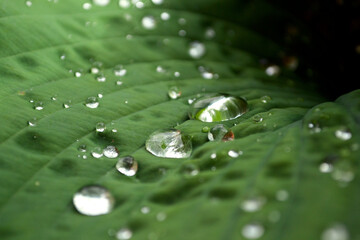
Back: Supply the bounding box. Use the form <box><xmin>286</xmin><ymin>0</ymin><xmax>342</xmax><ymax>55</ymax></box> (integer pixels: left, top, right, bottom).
<box><xmin>252</xmin><ymin>114</ymin><xmax>263</xmax><ymax>123</ymax></box>
<box><xmin>73</xmin><ymin>185</ymin><xmax>115</xmax><ymax>216</ymax></box>
<box><xmin>242</xmin><ymin>223</ymin><xmax>265</xmax><ymax>239</ymax></box>
<box><xmin>228</xmin><ymin>150</ymin><xmax>239</xmax><ymax>158</ymax></box>
<box><xmin>142</xmin><ymin>16</ymin><xmax>156</xmax><ymax>30</ymax></box>
<box><xmin>152</xmin><ymin>0</ymin><xmax>163</xmax><ymax>5</ymax></box>
<box><xmin>241</xmin><ymin>196</ymin><xmax>266</xmax><ymax>212</ymax></box>
<box><xmin>260</xmin><ymin>95</ymin><xmax>271</xmax><ymax>103</ymax></box>
<box><xmin>141</xmin><ymin>206</ymin><xmax>150</xmax><ymax>214</ymax></box>
<box><xmin>96</xmin><ymin>122</ymin><xmax>106</xmax><ymax>133</ymax></box>
<box><xmin>116</xmin><ymin>228</ymin><xmax>132</xmax><ymax>240</ymax></box>
<box><xmin>319</xmin><ymin>162</ymin><xmax>334</xmax><ymax>173</ymax></box>
<box><xmin>178</xmin><ymin>29</ymin><xmax>187</xmax><ymax>37</ymax></box>
<box><xmin>27</xmin><ymin>117</ymin><xmax>37</xmax><ymax>127</ymax></box>
<box><xmin>63</xmin><ymin>100</ymin><xmax>72</xmax><ymax>109</ymax></box>
<box><xmin>34</xmin><ymin>102</ymin><xmax>44</xmax><ymax>111</ymax></box>
<box><xmin>85</xmin><ymin>96</ymin><xmax>99</xmax><ymax>108</ymax></box>
<box><xmin>134</xmin><ymin>0</ymin><xmax>144</xmax><ymax>8</ymax></box>
<box><xmin>93</xmin><ymin>0</ymin><xmax>110</xmax><ymax>6</ymax></box>
<box><xmin>322</xmin><ymin>224</ymin><xmax>349</xmax><ymax>240</ymax></box>
<box><xmin>174</xmin><ymin>71</ymin><xmax>180</xmax><ymax>77</ymax></box>
<box><xmin>103</xmin><ymin>145</ymin><xmax>119</xmax><ymax>158</ymax></box>
<box><xmin>190</xmin><ymin>94</ymin><xmax>248</xmax><ymax>122</ymax></box>
<box><xmin>74</xmin><ymin>71</ymin><xmax>82</xmax><ymax>78</ymax></box>
<box><xmin>156</xmin><ymin>212</ymin><xmax>167</xmax><ymax>222</ymax></box>
<box><xmin>205</xmin><ymin>27</ymin><xmax>216</xmax><ymax>39</ymax></box>
<box><xmin>96</xmin><ymin>73</ymin><xmax>106</xmax><ymax>82</ymax></box>
<box><xmin>335</xmin><ymin>129</ymin><xmax>352</xmax><ymax>141</ymax></box>
<box><xmin>198</xmin><ymin>66</ymin><xmax>215</xmax><ymax>79</ymax></box>
<box><xmin>83</xmin><ymin>2</ymin><xmax>92</xmax><ymax>10</ymax></box>
<box><xmin>78</xmin><ymin>144</ymin><xmax>87</xmax><ymax>152</ymax></box>
<box><xmin>178</xmin><ymin>18</ymin><xmax>186</xmax><ymax>25</ymax></box>
<box><xmin>145</xmin><ymin>129</ymin><xmax>192</xmax><ymax>158</ymax></box>
<box><xmin>181</xmin><ymin>164</ymin><xmax>199</xmax><ymax>177</ymax></box>
<box><xmin>156</xmin><ymin>65</ymin><xmax>166</xmax><ymax>73</ymax></box>
<box><xmin>208</xmin><ymin>124</ymin><xmax>234</xmax><ymax>141</ymax></box>
<box><xmin>119</xmin><ymin>0</ymin><xmax>130</xmax><ymax>8</ymax></box>
<box><xmin>116</xmin><ymin>156</ymin><xmax>138</xmax><ymax>177</ymax></box>
<box><xmin>265</xmin><ymin>65</ymin><xmax>280</xmax><ymax>76</ymax></box>
<box><xmin>114</xmin><ymin>65</ymin><xmax>127</xmax><ymax>77</ymax></box>
<box><xmin>210</xmin><ymin>153</ymin><xmax>217</xmax><ymax>159</ymax></box>
<box><xmin>168</xmin><ymin>86</ymin><xmax>181</xmax><ymax>99</ymax></box>
<box><xmin>188</xmin><ymin>41</ymin><xmax>206</xmax><ymax>59</ymax></box>
<box><xmin>25</xmin><ymin>0</ymin><xmax>32</xmax><ymax>7</ymax></box>
<box><xmin>91</xmin><ymin>147</ymin><xmax>104</xmax><ymax>158</ymax></box>
<box><xmin>161</xmin><ymin>12</ymin><xmax>170</xmax><ymax>21</ymax></box>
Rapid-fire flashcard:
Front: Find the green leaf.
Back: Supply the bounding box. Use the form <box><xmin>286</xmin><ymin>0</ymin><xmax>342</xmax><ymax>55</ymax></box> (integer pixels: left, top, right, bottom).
<box><xmin>0</xmin><ymin>0</ymin><xmax>359</xmax><ymax>240</ymax></box>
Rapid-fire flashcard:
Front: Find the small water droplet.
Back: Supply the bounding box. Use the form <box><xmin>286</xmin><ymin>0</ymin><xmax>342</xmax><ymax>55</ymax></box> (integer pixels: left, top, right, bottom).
<box><xmin>208</xmin><ymin>124</ymin><xmax>234</xmax><ymax>141</ymax></box>
<box><xmin>96</xmin><ymin>73</ymin><xmax>106</xmax><ymax>82</ymax></box>
<box><xmin>91</xmin><ymin>147</ymin><xmax>103</xmax><ymax>158</ymax></box>
<box><xmin>210</xmin><ymin>153</ymin><xmax>217</xmax><ymax>159</ymax></box>
<box><xmin>265</xmin><ymin>65</ymin><xmax>280</xmax><ymax>76</ymax></box>
<box><xmin>332</xmin><ymin>162</ymin><xmax>354</xmax><ymax>184</ymax></box>
<box><xmin>60</xmin><ymin>54</ymin><xmax>66</xmax><ymax>60</ymax></box>
<box><xmin>228</xmin><ymin>150</ymin><xmax>239</xmax><ymax>158</ymax></box>
<box><xmin>205</xmin><ymin>27</ymin><xmax>216</xmax><ymax>39</ymax></box>
<box><xmin>190</xmin><ymin>94</ymin><xmax>248</xmax><ymax>122</ymax></box>
<box><xmin>308</xmin><ymin>122</ymin><xmax>321</xmax><ymax>133</ymax></box>
<box><xmin>242</xmin><ymin>223</ymin><xmax>265</xmax><ymax>239</ymax></box>
<box><xmin>98</xmin><ymin>93</ymin><xmax>103</xmax><ymax>99</ymax></box>
<box><xmin>83</xmin><ymin>2</ymin><xmax>92</xmax><ymax>10</ymax></box>
<box><xmin>276</xmin><ymin>189</ymin><xmax>289</xmax><ymax>201</ymax></box>
<box><xmin>145</xmin><ymin>129</ymin><xmax>192</xmax><ymax>158</ymax></box>
<box><xmin>240</xmin><ymin>196</ymin><xmax>266</xmax><ymax>212</ymax></box>
<box><xmin>25</xmin><ymin>0</ymin><xmax>32</xmax><ymax>7</ymax></box>
<box><xmin>74</xmin><ymin>71</ymin><xmax>82</xmax><ymax>78</ymax></box>
<box><xmin>135</xmin><ymin>1</ymin><xmax>144</xmax><ymax>8</ymax></box>
<box><xmin>85</xmin><ymin>96</ymin><xmax>99</xmax><ymax>108</ymax></box>
<box><xmin>142</xmin><ymin>16</ymin><xmax>156</xmax><ymax>30</ymax></box>
<box><xmin>252</xmin><ymin>114</ymin><xmax>263</xmax><ymax>123</ymax></box>
<box><xmin>141</xmin><ymin>206</ymin><xmax>150</xmax><ymax>214</ymax></box>
<box><xmin>27</xmin><ymin>117</ymin><xmax>37</xmax><ymax>127</ymax></box>
<box><xmin>322</xmin><ymin>223</ymin><xmax>349</xmax><ymax>240</ymax></box>
<box><xmin>93</xmin><ymin>0</ymin><xmax>110</xmax><ymax>6</ymax></box>
<box><xmin>268</xmin><ymin>210</ymin><xmax>281</xmax><ymax>223</ymax></box>
<box><xmin>119</xmin><ymin>0</ymin><xmax>130</xmax><ymax>8</ymax></box>
<box><xmin>116</xmin><ymin>156</ymin><xmax>138</xmax><ymax>176</ymax></box>
<box><xmin>103</xmin><ymin>145</ymin><xmax>119</xmax><ymax>158</ymax></box>
<box><xmin>114</xmin><ymin>65</ymin><xmax>127</xmax><ymax>77</ymax></box>
<box><xmin>34</xmin><ymin>102</ymin><xmax>44</xmax><ymax>111</ymax></box>
<box><xmin>95</xmin><ymin>122</ymin><xmax>106</xmax><ymax>132</ymax></box>
<box><xmin>198</xmin><ymin>66</ymin><xmax>215</xmax><ymax>79</ymax></box>
<box><xmin>178</xmin><ymin>29</ymin><xmax>187</xmax><ymax>37</ymax></box>
<box><xmin>189</xmin><ymin>41</ymin><xmax>206</xmax><ymax>59</ymax></box>
<box><xmin>78</xmin><ymin>144</ymin><xmax>87</xmax><ymax>152</ymax></box>
<box><xmin>63</xmin><ymin>100</ymin><xmax>72</xmax><ymax>109</ymax></box>
<box><xmin>260</xmin><ymin>96</ymin><xmax>271</xmax><ymax>104</ymax></box>
<box><xmin>174</xmin><ymin>71</ymin><xmax>181</xmax><ymax>77</ymax></box>
<box><xmin>168</xmin><ymin>86</ymin><xmax>181</xmax><ymax>99</ymax></box>
<box><xmin>116</xmin><ymin>228</ymin><xmax>132</xmax><ymax>240</ymax></box>
<box><xmin>73</xmin><ymin>185</ymin><xmax>115</xmax><ymax>216</ymax></box>
<box><xmin>178</xmin><ymin>18</ymin><xmax>186</xmax><ymax>25</ymax></box>
<box><xmin>335</xmin><ymin>129</ymin><xmax>352</xmax><ymax>141</ymax></box>
<box><xmin>156</xmin><ymin>212</ymin><xmax>167</xmax><ymax>222</ymax></box>
<box><xmin>181</xmin><ymin>164</ymin><xmax>199</xmax><ymax>177</ymax></box>
<box><xmin>156</xmin><ymin>65</ymin><xmax>166</xmax><ymax>73</ymax></box>
<box><xmin>152</xmin><ymin>0</ymin><xmax>163</xmax><ymax>4</ymax></box>
<box><xmin>160</xmin><ymin>12</ymin><xmax>170</xmax><ymax>21</ymax></box>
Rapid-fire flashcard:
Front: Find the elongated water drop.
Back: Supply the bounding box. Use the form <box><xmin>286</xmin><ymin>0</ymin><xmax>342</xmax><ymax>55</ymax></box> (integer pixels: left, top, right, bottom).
<box><xmin>145</xmin><ymin>129</ymin><xmax>192</xmax><ymax>158</ymax></box>
<box><xmin>335</xmin><ymin>129</ymin><xmax>352</xmax><ymax>141</ymax></box>
<box><xmin>116</xmin><ymin>156</ymin><xmax>138</xmax><ymax>176</ymax></box>
<box><xmin>189</xmin><ymin>94</ymin><xmax>248</xmax><ymax>122</ymax></box>
<box><xmin>73</xmin><ymin>185</ymin><xmax>115</xmax><ymax>216</ymax></box>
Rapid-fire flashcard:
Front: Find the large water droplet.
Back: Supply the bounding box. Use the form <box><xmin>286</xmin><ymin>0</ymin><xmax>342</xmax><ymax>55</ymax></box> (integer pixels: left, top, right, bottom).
<box><xmin>189</xmin><ymin>94</ymin><xmax>248</xmax><ymax>122</ymax></box>
<box><xmin>168</xmin><ymin>86</ymin><xmax>181</xmax><ymax>99</ymax></box>
<box><xmin>116</xmin><ymin>228</ymin><xmax>133</xmax><ymax>240</ymax></box>
<box><xmin>208</xmin><ymin>124</ymin><xmax>234</xmax><ymax>141</ymax></box>
<box><xmin>322</xmin><ymin>224</ymin><xmax>349</xmax><ymax>240</ymax></box>
<box><xmin>240</xmin><ymin>196</ymin><xmax>266</xmax><ymax>212</ymax></box>
<box><xmin>73</xmin><ymin>185</ymin><xmax>115</xmax><ymax>216</ymax></box>
<box><xmin>104</xmin><ymin>145</ymin><xmax>119</xmax><ymax>158</ymax></box>
<box><xmin>145</xmin><ymin>129</ymin><xmax>192</xmax><ymax>158</ymax></box>
<box><xmin>93</xmin><ymin>0</ymin><xmax>110</xmax><ymax>6</ymax></box>
<box><xmin>242</xmin><ymin>223</ymin><xmax>265</xmax><ymax>239</ymax></box>
<box><xmin>116</xmin><ymin>156</ymin><xmax>138</xmax><ymax>176</ymax></box>
<box><xmin>188</xmin><ymin>41</ymin><xmax>206</xmax><ymax>59</ymax></box>
<box><xmin>142</xmin><ymin>16</ymin><xmax>156</xmax><ymax>30</ymax></box>
<box><xmin>85</xmin><ymin>96</ymin><xmax>99</xmax><ymax>108</ymax></box>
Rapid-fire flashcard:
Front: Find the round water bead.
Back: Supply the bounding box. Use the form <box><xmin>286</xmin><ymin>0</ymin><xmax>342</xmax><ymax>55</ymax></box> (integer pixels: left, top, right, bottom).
<box><xmin>188</xmin><ymin>41</ymin><xmax>206</xmax><ymax>59</ymax></box>
<box><xmin>145</xmin><ymin>129</ymin><xmax>192</xmax><ymax>158</ymax></box>
<box><xmin>142</xmin><ymin>16</ymin><xmax>156</xmax><ymax>30</ymax></box>
<box><xmin>189</xmin><ymin>94</ymin><xmax>248</xmax><ymax>122</ymax></box>
<box><xmin>116</xmin><ymin>156</ymin><xmax>138</xmax><ymax>176</ymax></box>
<box><xmin>104</xmin><ymin>145</ymin><xmax>119</xmax><ymax>158</ymax></box>
<box><xmin>85</xmin><ymin>96</ymin><xmax>99</xmax><ymax>108</ymax></box>
<box><xmin>168</xmin><ymin>86</ymin><xmax>181</xmax><ymax>99</ymax></box>
<box><xmin>116</xmin><ymin>228</ymin><xmax>132</xmax><ymax>240</ymax></box>
<box><xmin>73</xmin><ymin>185</ymin><xmax>115</xmax><ymax>216</ymax></box>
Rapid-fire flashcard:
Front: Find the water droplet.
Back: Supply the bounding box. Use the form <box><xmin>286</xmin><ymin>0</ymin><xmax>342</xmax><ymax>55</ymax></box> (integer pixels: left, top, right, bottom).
<box><xmin>322</xmin><ymin>224</ymin><xmax>349</xmax><ymax>240</ymax></box>
<box><xmin>205</xmin><ymin>27</ymin><xmax>216</xmax><ymax>39</ymax></box>
<box><xmin>74</xmin><ymin>71</ymin><xmax>82</xmax><ymax>78</ymax></box>
<box><xmin>181</xmin><ymin>163</ymin><xmax>199</xmax><ymax>177</ymax></box>
<box><xmin>116</xmin><ymin>156</ymin><xmax>138</xmax><ymax>176</ymax></box>
<box><xmin>168</xmin><ymin>86</ymin><xmax>181</xmax><ymax>99</ymax></box>
<box><xmin>188</xmin><ymin>41</ymin><xmax>206</xmax><ymax>59</ymax></box>
<box><xmin>114</xmin><ymin>65</ymin><xmax>127</xmax><ymax>77</ymax></box>
<box><xmin>335</xmin><ymin>129</ymin><xmax>352</xmax><ymax>141</ymax></box>
<box><xmin>63</xmin><ymin>100</ymin><xmax>72</xmax><ymax>109</ymax></box>
<box><xmin>83</xmin><ymin>2</ymin><xmax>92</xmax><ymax>10</ymax></box>
<box><xmin>240</xmin><ymin>196</ymin><xmax>266</xmax><ymax>212</ymax></box>
<box><xmin>189</xmin><ymin>94</ymin><xmax>248</xmax><ymax>122</ymax></box>
<box><xmin>156</xmin><ymin>65</ymin><xmax>166</xmax><ymax>73</ymax></box>
<box><xmin>145</xmin><ymin>129</ymin><xmax>192</xmax><ymax>158</ymax></box>
<box><xmin>178</xmin><ymin>18</ymin><xmax>186</xmax><ymax>25</ymax></box>
<box><xmin>178</xmin><ymin>29</ymin><xmax>187</xmax><ymax>37</ymax></box>
<box><xmin>160</xmin><ymin>12</ymin><xmax>170</xmax><ymax>21</ymax></box>
<box><xmin>308</xmin><ymin>122</ymin><xmax>321</xmax><ymax>133</ymax></box>
<box><xmin>242</xmin><ymin>223</ymin><xmax>265</xmax><ymax>239</ymax></box>
<box><xmin>85</xmin><ymin>96</ymin><xmax>99</xmax><ymax>108</ymax></box>
<box><xmin>25</xmin><ymin>0</ymin><xmax>32</xmax><ymax>7</ymax></box>
<box><xmin>332</xmin><ymin>162</ymin><xmax>354</xmax><ymax>184</ymax></box>
<box><xmin>210</xmin><ymin>153</ymin><xmax>217</xmax><ymax>159</ymax></box>
<box><xmin>141</xmin><ymin>206</ymin><xmax>150</xmax><ymax>214</ymax></box>
<box><xmin>252</xmin><ymin>114</ymin><xmax>263</xmax><ymax>123</ymax></box>
<box><xmin>152</xmin><ymin>0</ymin><xmax>163</xmax><ymax>4</ymax></box>
<box><xmin>96</xmin><ymin>73</ymin><xmax>106</xmax><ymax>82</ymax></box>
<box><xmin>276</xmin><ymin>189</ymin><xmax>289</xmax><ymax>201</ymax></box>
<box><xmin>98</xmin><ymin>93</ymin><xmax>103</xmax><ymax>99</ymax></box>
<box><xmin>27</xmin><ymin>117</ymin><xmax>37</xmax><ymax>127</ymax></box>
<box><xmin>78</xmin><ymin>144</ymin><xmax>87</xmax><ymax>152</ymax></box>
<box><xmin>320</xmin><ymin>162</ymin><xmax>334</xmax><ymax>173</ymax></box>
<box><xmin>135</xmin><ymin>1</ymin><xmax>144</xmax><ymax>8</ymax></box>
<box><xmin>174</xmin><ymin>71</ymin><xmax>180</xmax><ymax>77</ymax></box>
<box><xmin>51</xmin><ymin>95</ymin><xmax>57</xmax><ymax>101</ymax></box>
<box><xmin>96</xmin><ymin>122</ymin><xmax>106</xmax><ymax>133</ymax></box>
<box><xmin>198</xmin><ymin>66</ymin><xmax>215</xmax><ymax>79</ymax></box>
<box><xmin>34</xmin><ymin>102</ymin><xmax>44</xmax><ymax>110</ymax></box>
<box><xmin>73</xmin><ymin>185</ymin><xmax>115</xmax><ymax>216</ymax></box>
<box><xmin>116</xmin><ymin>228</ymin><xmax>132</xmax><ymax>240</ymax></box>
<box><xmin>156</xmin><ymin>212</ymin><xmax>167</xmax><ymax>222</ymax></box>
<box><xmin>93</xmin><ymin>0</ymin><xmax>110</xmax><ymax>6</ymax></box>
<box><xmin>260</xmin><ymin>95</ymin><xmax>271</xmax><ymax>103</ymax></box>
<box><xmin>119</xmin><ymin>0</ymin><xmax>130</xmax><ymax>8</ymax></box>
<box><xmin>104</xmin><ymin>145</ymin><xmax>119</xmax><ymax>158</ymax></box>
<box><xmin>228</xmin><ymin>150</ymin><xmax>239</xmax><ymax>158</ymax></box>
<box><xmin>265</xmin><ymin>65</ymin><xmax>280</xmax><ymax>76</ymax></box>
<box><xmin>142</xmin><ymin>16</ymin><xmax>156</xmax><ymax>30</ymax></box>
<box><xmin>60</xmin><ymin>54</ymin><xmax>66</xmax><ymax>60</ymax></box>
<box><xmin>91</xmin><ymin>147</ymin><xmax>104</xmax><ymax>158</ymax></box>
<box><xmin>208</xmin><ymin>124</ymin><xmax>234</xmax><ymax>141</ymax></box>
